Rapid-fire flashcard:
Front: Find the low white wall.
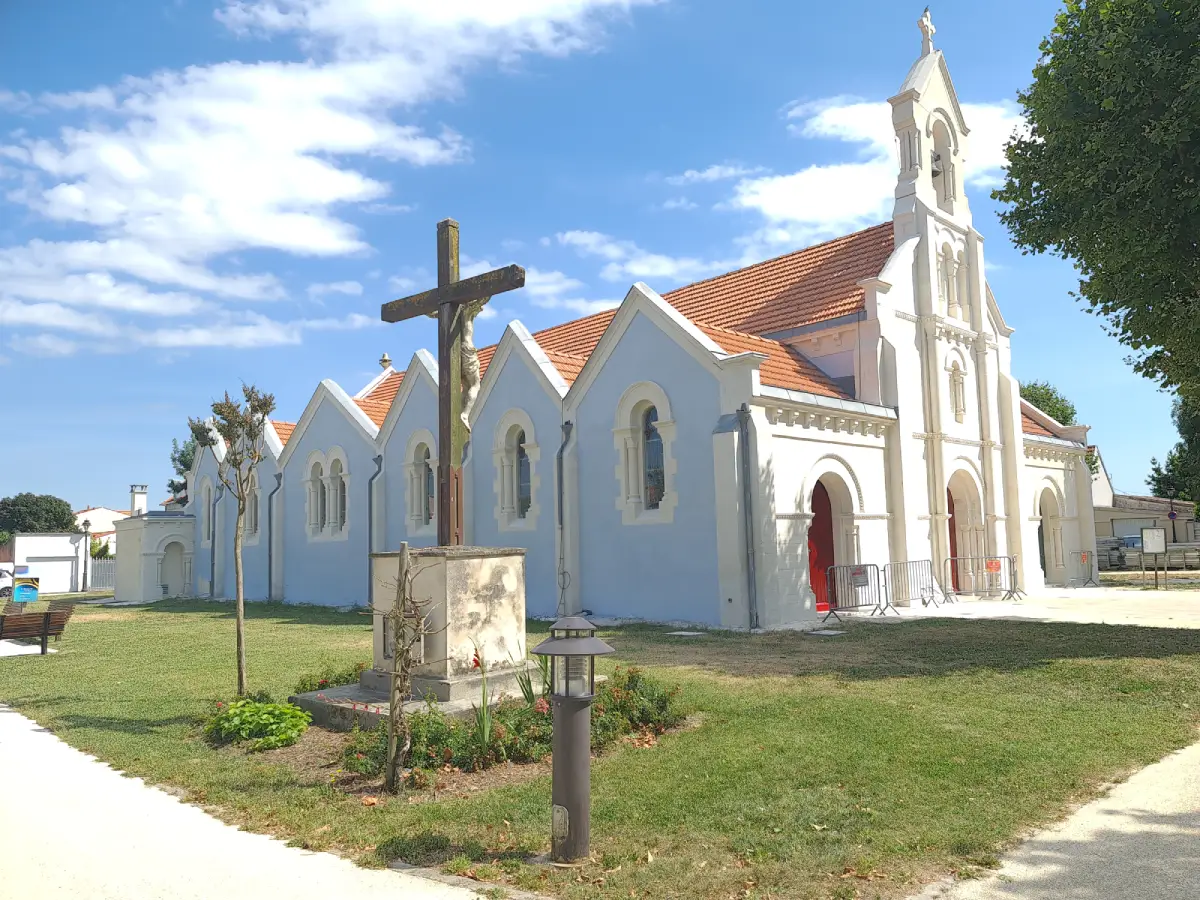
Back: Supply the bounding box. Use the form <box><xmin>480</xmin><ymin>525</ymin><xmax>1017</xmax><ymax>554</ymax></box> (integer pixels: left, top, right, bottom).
<box><xmin>13</xmin><ymin>533</ymin><xmax>86</xmax><ymax>594</ymax></box>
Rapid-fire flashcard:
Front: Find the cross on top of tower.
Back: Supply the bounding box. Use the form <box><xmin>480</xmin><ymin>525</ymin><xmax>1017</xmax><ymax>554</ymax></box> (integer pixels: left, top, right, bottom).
<box><xmin>919</xmin><ymin>7</ymin><xmax>936</xmax><ymax>56</ymax></box>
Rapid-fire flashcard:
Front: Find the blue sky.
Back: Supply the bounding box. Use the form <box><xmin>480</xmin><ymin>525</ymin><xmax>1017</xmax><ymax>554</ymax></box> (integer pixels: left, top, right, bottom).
<box><xmin>0</xmin><ymin>0</ymin><xmax>1177</xmax><ymax>510</ymax></box>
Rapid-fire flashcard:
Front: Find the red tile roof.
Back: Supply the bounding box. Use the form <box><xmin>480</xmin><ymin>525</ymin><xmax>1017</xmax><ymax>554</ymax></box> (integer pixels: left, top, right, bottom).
<box><xmin>663</xmin><ymin>222</ymin><xmax>895</xmax><ymax>335</ymax></box>
<box><xmin>364</xmin><ymin>223</ymin><xmax>893</xmax><ymax>401</ymax></box>
<box><xmin>272</xmin><ymin>421</ymin><xmax>296</xmax><ymax>445</ymax></box>
<box><xmin>354</xmin><ymin>397</ymin><xmax>391</xmax><ymax>427</ymax></box>
<box><xmin>695</xmin><ymin>323</ymin><xmax>847</xmax><ymax>397</ymax></box>
<box><xmin>367</xmin><ymin>370</ymin><xmax>404</xmax><ymax>407</ymax></box>
<box><xmin>1021</xmin><ymin>411</ymin><xmax>1056</xmax><ymax>438</ymax></box>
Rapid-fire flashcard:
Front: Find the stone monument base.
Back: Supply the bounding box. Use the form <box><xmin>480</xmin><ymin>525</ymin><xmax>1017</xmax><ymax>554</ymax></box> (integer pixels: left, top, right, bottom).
<box><xmin>358</xmin><ymin>659</ymin><xmax>539</xmax><ymax>703</ymax></box>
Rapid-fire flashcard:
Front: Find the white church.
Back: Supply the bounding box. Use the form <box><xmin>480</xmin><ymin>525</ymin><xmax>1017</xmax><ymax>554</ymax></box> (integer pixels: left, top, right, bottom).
<box><xmin>119</xmin><ymin>19</ymin><xmax>1097</xmax><ymax>626</ymax></box>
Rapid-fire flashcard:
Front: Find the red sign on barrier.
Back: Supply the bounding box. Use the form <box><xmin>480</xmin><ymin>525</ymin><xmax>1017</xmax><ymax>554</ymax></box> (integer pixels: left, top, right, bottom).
<box><xmin>851</xmin><ymin>566</ymin><xmax>869</xmax><ymax>587</ymax></box>
<box><xmin>1080</xmin><ymin>551</ymin><xmax>1089</xmax><ymax>565</ymax></box>
<box><xmin>985</xmin><ymin>559</ymin><xmax>1002</xmax><ymax>574</ymax></box>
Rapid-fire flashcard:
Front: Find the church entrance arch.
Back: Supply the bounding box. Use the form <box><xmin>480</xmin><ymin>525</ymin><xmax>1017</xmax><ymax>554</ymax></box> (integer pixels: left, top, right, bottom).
<box><xmin>162</xmin><ymin>541</ymin><xmax>185</xmax><ymax>598</ymax></box>
<box><xmin>808</xmin><ymin>473</ymin><xmax>855</xmax><ymax>612</ymax></box>
<box><xmin>1038</xmin><ymin>487</ymin><xmax>1063</xmax><ymax>585</ymax></box>
<box><xmin>946</xmin><ymin>469</ymin><xmax>983</xmax><ymax>592</ymax></box>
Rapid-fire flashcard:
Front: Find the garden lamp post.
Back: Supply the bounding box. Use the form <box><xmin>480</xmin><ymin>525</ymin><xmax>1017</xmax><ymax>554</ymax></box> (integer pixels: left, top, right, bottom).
<box><xmin>81</xmin><ymin>519</ymin><xmax>91</xmax><ymax>592</ymax></box>
<box><xmin>531</xmin><ymin>616</ymin><xmax>614</xmax><ymax>863</ymax></box>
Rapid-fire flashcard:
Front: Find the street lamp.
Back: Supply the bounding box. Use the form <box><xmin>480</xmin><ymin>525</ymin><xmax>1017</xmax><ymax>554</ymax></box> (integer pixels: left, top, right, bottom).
<box><xmin>531</xmin><ymin>616</ymin><xmax>615</xmax><ymax>863</ymax></box>
<box><xmin>81</xmin><ymin>518</ymin><xmax>91</xmax><ymax>592</ymax></box>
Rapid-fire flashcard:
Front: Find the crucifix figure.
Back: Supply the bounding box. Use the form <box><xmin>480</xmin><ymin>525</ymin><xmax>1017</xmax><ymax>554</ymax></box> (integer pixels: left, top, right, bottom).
<box><xmin>381</xmin><ymin>219</ymin><xmax>525</xmax><ymax>545</ymax></box>
<box><xmin>918</xmin><ymin>7</ymin><xmax>936</xmax><ymax>56</ymax></box>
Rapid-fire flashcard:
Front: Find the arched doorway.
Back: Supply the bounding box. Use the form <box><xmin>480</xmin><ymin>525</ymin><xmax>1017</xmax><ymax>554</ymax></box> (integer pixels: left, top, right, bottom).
<box><xmin>808</xmin><ymin>473</ymin><xmax>856</xmax><ymax>613</ymax></box>
<box><xmin>946</xmin><ymin>470</ymin><xmax>983</xmax><ymax>593</ymax></box>
<box><xmin>809</xmin><ymin>483</ymin><xmax>834</xmax><ymax>612</ymax></box>
<box><xmin>1038</xmin><ymin>488</ymin><xmax>1062</xmax><ymax>585</ymax></box>
<box><xmin>163</xmin><ymin>541</ymin><xmax>185</xmax><ymax>598</ymax></box>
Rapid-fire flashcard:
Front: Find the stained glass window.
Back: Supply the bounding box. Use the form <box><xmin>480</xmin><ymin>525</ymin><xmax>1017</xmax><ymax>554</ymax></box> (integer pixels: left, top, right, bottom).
<box><xmin>422</xmin><ymin>446</ymin><xmax>434</xmax><ymax>525</ymax></box>
<box><xmin>516</xmin><ymin>429</ymin><xmax>532</xmax><ymax>519</ymax></box>
<box><xmin>642</xmin><ymin>406</ymin><xmax>664</xmax><ymax>510</ymax></box>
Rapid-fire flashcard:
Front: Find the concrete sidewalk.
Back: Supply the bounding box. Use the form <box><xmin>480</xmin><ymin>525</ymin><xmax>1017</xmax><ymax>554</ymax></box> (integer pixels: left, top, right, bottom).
<box><xmin>0</xmin><ymin>705</ymin><xmax>479</xmax><ymax>900</ymax></box>
<box><xmin>917</xmin><ymin>741</ymin><xmax>1200</xmax><ymax>900</ymax></box>
<box><xmin>889</xmin><ymin>586</ymin><xmax>1200</xmax><ymax>630</ymax></box>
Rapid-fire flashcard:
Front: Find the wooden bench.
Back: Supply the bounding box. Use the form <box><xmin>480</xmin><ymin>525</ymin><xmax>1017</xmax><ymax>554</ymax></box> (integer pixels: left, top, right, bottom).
<box><xmin>0</xmin><ymin>604</ymin><xmax>74</xmax><ymax>654</ymax></box>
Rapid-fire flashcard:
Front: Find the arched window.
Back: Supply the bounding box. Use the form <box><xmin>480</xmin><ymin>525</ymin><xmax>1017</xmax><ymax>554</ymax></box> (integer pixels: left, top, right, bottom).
<box><xmin>422</xmin><ymin>447</ymin><xmax>434</xmax><ymax>525</ymax></box>
<box><xmin>642</xmin><ymin>406</ymin><xmax>665</xmax><ymax>510</ymax></box>
<box><xmin>328</xmin><ymin>458</ymin><xmax>346</xmax><ymax>531</ymax></box>
<box><xmin>245</xmin><ymin>472</ymin><xmax>259</xmax><ymax>535</ymax></box>
<box><xmin>493</xmin><ymin>412</ymin><xmax>540</xmax><ymax>531</ymax></box>
<box><xmin>308</xmin><ymin>461</ymin><xmax>325</xmax><ymax>533</ymax></box>
<box><xmin>516</xmin><ymin>430</ymin><xmax>532</xmax><ymax>519</ymax></box>
<box><xmin>201</xmin><ymin>481</ymin><xmax>213</xmax><ymax>547</ymax></box>
<box><xmin>930</xmin><ymin>119</ymin><xmax>956</xmax><ymax>215</ymax></box>
<box><xmin>614</xmin><ymin>382</ymin><xmax>677</xmax><ymax>525</ymax></box>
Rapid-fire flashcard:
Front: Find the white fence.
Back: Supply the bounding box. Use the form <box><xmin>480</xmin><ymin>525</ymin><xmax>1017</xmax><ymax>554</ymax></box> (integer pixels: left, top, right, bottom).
<box><xmin>88</xmin><ymin>558</ymin><xmax>116</xmax><ymax>591</ymax></box>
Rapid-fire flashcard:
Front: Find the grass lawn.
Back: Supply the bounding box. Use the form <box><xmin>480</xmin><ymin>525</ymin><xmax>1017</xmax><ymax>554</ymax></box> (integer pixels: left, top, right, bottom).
<box><xmin>1</xmin><ymin>600</ymin><xmax>1199</xmax><ymax>899</ymax></box>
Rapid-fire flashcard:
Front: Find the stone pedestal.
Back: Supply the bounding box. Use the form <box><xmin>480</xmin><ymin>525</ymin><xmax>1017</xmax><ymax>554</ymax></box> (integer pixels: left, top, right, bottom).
<box><xmin>362</xmin><ymin>546</ymin><xmax>531</xmax><ymax>703</ymax></box>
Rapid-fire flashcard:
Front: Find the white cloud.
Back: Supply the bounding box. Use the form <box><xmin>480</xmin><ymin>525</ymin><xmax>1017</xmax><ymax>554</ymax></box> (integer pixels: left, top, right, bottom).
<box><xmin>388</xmin><ymin>274</ymin><xmax>419</xmax><ymax>292</ymax></box>
<box><xmin>18</xmin><ymin>334</ymin><xmax>80</xmax><ymax>357</ymax></box>
<box><xmin>659</xmin><ymin>197</ymin><xmax>697</xmax><ymax>211</ymax></box>
<box><xmin>665</xmin><ymin>164</ymin><xmax>765</xmax><ymax>186</ymax></box>
<box><xmin>135</xmin><ymin>311</ymin><xmax>376</xmax><ymax>350</ymax></box>
<box><xmin>0</xmin><ymin>300</ymin><xmax>117</xmax><ymax>336</ymax></box>
<box><xmin>362</xmin><ymin>202</ymin><xmax>416</xmax><ymax>215</ymax></box>
<box><xmin>0</xmin><ymin>0</ymin><xmax>652</xmax><ymax>356</ymax></box>
<box><xmin>523</xmin><ymin>267</ymin><xmax>616</xmax><ymax>316</ymax></box>
<box><xmin>732</xmin><ymin>97</ymin><xmax>1025</xmax><ymax>247</ymax></box>
<box><xmin>557</xmin><ymin>231</ymin><xmax>730</xmax><ymax>285</ymax></box>
<box><xmin>307</xmin><ymin>280</ymin><xmax>363</xmax><ymax>297</ymax></box>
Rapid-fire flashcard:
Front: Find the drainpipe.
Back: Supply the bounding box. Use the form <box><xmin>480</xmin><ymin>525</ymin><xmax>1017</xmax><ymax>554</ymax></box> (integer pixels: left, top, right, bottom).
<box><xmin>266</xmin><ymin>473</ymin><xmax>283</xmax><ymax>600</ymax></box>
<box><xmin>736</xmin><ymin>404</ymin><xmax>760</xmax><ymax>631</ymax></box>
<box><xmin>556</xmin><ymin>420</ymin><xmax>574</xmax><ymax>617</ymax></box>
<box><xmin>210</xmin><ymin>483</ymin><xmax>224</xmax><ymax>598</ymax></box>
<box><xmin>367</xmin><ymin>455</ymin><xmax>384</xmax><ymax>605</ymax></box>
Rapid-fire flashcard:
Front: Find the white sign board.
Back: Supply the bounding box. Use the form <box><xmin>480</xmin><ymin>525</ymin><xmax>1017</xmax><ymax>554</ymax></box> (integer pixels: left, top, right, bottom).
<box><xmin>1142</xmin><ymin>527</ymin><xmax>1168</xmax><ymax>556</ymax></box>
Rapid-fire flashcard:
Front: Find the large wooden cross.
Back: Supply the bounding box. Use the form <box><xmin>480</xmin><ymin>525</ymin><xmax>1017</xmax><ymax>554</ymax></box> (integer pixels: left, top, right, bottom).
<box><xmin>380</xmin><ymin>219</ymin><xmax>525</xmax><ymax>545</ymax></box>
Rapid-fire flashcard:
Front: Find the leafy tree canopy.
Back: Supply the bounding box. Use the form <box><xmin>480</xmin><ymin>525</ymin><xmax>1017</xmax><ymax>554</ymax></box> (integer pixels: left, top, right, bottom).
<box><xmin>168</xmin><ymin>436</ymin><xmax>197</xmax><ymax>496</ymax></box>
<box><xmin>1020</xmin><ymin>380</ymin><xmax>1078</xmax><ymax>426</ymax></box>
<box><xmin>995</xmin><ymin>0</ymin><xmax>1200</xmax><ymax>394</ymax></box>
<box><xmin>0</xmin><ymin>493</ymin><xmax>78</xmax><ymax>534</ymax></box>
<box><xmin>1148</xmin><ymin>396</ymin><xmax>1200</xmax><ymax>507</ymax></box>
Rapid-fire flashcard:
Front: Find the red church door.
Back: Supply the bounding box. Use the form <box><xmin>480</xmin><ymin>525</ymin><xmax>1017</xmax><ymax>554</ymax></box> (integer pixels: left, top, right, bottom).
<box><xmin>947</xmin><ymin>487</ymin><xmax>960</xmax><ymax>591</ymax></box>
<box><xmin>809</xmin><ymin>482</ymin><xmax>835</xmax><ymax>612</ymax></box>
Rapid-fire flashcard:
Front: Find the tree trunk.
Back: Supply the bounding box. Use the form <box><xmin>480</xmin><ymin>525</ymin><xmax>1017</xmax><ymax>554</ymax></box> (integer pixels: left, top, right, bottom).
<box><xmin>385</xmin><ymin>542</ymin><xmax>410</xmax><ymax>794</ymax></box>
<box><xmin>234</xmin><ymin>484</ymin><xmax>248</xmax><ymax>697</ymax></box>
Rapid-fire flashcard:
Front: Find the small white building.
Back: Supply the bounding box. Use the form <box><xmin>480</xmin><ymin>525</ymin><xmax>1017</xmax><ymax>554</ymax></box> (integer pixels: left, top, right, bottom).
<box><xmin>0</xmin><ymin>533</ymin><xmax>89</xmax><ymax>594</ymax></box>
<box><xmin>114</xmin><ymin>512</ymin><xmax>196</xmax><ymax>604</ymax></box>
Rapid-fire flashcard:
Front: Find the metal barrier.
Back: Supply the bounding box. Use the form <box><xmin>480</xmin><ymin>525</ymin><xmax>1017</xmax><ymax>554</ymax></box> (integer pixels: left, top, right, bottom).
<box><xmin>884</xmin><ymin>560</ymin><xmax>947</xmax><ymax>608</ymax></box>
<box><xmin>1068</xmin><ymin>550</ymin><xmax>1099</xmax><ymax>588</ymax></box>
<box><xmin>944</xmin><ymin>556</ymin><xmax>1022</xmax><ymax>602</ymax></box>
<box><xmin>822</xmin><ymin>563</ymin><xmax>895</xmax><ymax>622</ymax></box>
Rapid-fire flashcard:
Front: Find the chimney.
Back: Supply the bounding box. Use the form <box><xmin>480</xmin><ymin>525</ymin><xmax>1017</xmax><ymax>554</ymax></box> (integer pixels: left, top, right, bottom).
<box><xmin>130</xmin><ymin>484</ymin><xmax>148</xmax><ymax>517</ymax></box>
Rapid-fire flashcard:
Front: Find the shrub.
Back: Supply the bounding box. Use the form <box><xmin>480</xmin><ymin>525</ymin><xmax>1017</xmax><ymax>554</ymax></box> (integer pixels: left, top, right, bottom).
<box><xmin>340</xmin><ymin>666</ymin><xmax>681</xmax><ymax>777</ymax></box>
<box><xmin>204</xmin><ymin>698</ymin><xmax>311</xmax><ymax>752</ymax></box>
<box><xmin>293</xmin><ymin>660</ymin><xmax>369</xmax><ymax>695</ymax></box>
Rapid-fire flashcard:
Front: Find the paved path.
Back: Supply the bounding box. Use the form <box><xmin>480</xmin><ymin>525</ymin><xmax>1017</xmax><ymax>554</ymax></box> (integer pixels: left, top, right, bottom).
<box><xmin>916</xmin><ymin>741</ymin><xmax>1200</xmax><ymax>900</ymax></box>
<box><xmin>0</xmin><ymin>706</ymin><xmax>479</xmax><ymax>900</ymax></box>
<box><xmin>892</xmin><ymin>586</ymin><xmax>1200</xmax><ymax>630</ymax></box>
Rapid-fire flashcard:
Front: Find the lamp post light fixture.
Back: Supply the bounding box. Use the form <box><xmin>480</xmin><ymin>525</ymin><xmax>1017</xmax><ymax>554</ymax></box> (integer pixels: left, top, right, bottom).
<box><xmin>81</xmin><ymin>519</ymin><xmax>91</xmax><ymax>592</ymax></box>
<box><xmin>531</xmin><ymin>616</ymin><xmax>615</xmax><ymax>863</ymax></box>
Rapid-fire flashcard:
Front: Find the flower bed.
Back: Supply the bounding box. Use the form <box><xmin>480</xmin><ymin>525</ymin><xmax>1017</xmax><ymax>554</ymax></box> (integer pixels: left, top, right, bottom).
<box><xmin>342</xmin><ymin>666</ymin><xmax>682</xmax><ymax>780</ymax></box>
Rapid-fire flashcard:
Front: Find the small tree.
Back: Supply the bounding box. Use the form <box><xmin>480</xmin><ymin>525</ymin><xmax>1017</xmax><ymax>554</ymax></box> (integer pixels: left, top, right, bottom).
<box><xmin>379</xmin><ymin>543</ymin><xmax>439</xmax><ymax>794</ymax></box>
<box><xmin>1020</xmin><ymin>380</ymin><xmax>1078</xmax><ymax>426</ymax></box>
<box><xmin>168</xmin><ymin>436</ymin><xmax>197</xmax><ymax>497</ymax></box>
<box><xmin>1148</xmin><ymin>396</ymin><xmax>1200</xmax><ymax>513</ymax></box>
<box><xmin>0</xmin><ymin>493</ymin><xmax>78</xmax><ymax>534</ymax></box>
<box><xmin>996</xmin><ymin>1</ymin><xmax>1200</xmax><ymax>393</ymax></box>
<box><xmin>90</xmin><ymin>538</ymin><xmax>112</xmax><ymax>559</ymax></box>
<box><xmin>189</xmin><ymin>384</ymin><xmax>276</xmax><ymax>697</ymax></box>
